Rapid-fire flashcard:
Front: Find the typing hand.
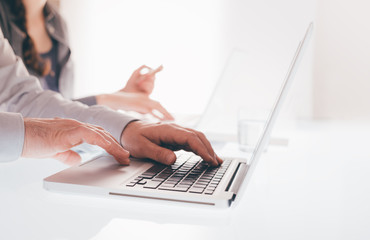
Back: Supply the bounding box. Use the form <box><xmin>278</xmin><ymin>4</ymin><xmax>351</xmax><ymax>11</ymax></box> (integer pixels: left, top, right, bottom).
<box><xmin>121</xmin><ymin>121</ymin><xmax>223</xmax><ymax>166</ymax></box>
<box><xmin>122</xmin><ymin>65</ymin><xmax>163</xmax><ymax>95</ymax></box>
<box><xmin>22</xmin><ymin>118</ymin><xmax>130</xmax><ymax>165</ymax></box>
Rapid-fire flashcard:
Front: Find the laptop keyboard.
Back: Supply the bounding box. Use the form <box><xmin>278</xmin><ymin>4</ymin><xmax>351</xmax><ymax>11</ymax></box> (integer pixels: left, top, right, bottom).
<box><xmin>125</xmin><ymin>154</ymin><xmax>232</xmax><ymax>195</ymax></box>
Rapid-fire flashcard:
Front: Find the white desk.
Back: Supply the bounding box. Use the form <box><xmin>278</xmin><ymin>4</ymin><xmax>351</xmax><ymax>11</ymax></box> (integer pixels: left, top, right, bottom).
<box><xmin>1</xmin><ymin>121</ymin><xmax>370</xmax><ymax>240</ymax></box>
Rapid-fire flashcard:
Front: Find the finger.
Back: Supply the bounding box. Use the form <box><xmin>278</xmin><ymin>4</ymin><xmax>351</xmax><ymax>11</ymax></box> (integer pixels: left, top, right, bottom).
<box><xmin>149</xmin><ymin>106</ymin><xmax>171</xmax><ymax>121</ymax></box>
<box><xmin>216</xmin><ymin>156</ymin><xmax>224</xmax><ymax>165</ymax></box>
<box><xmin>137</xmin><ymin>80</ymin><xmax>154</xmax><ymax>94</ymax></box>
<box><xmin>149</xmin><ymin>109</ymin><xmax>165</xmax><ymax>121</ymax></box>
<box><xmin>137</xmin><ymin>138</ymin><xmax>177</xmax><ymax>165</ymax></box>
<box><xmin>152</xmin><ymin>102</ymin><xmax>175</xmax><ymax>121</ymax></box>
<box><xmin>76</xmin><ymin>126</ymin><xmax>130</xmax><ymax>165</ymax></box>
<box><xmin>138</xmin><ymin>65</ymin><xmax>152</xmax><ymax>75</ymax></box>
<box><xmin>185</xmin><ymin>128</ymin><xmax>222</xmax><ymax>165</ymax></box>
<box><xmin>150</xmin><ymin>65</ymin><xmax>163</xmax><ymax>75</ymax></box>
<box><xmin>128</xmin><ymin>65</ymin><xmax>151</xmax><ymax>83</ymax></box>
<box><xmin>53</xmin><ymin>150</ymin><xmax>82</xmax><ymax>166</ymax></box>
<box><xmin>157</xmin><ymin>125</ymin><xmax>218</xmax><ymax>166</ymax></box>
<box><xmin>86</xmin><ymin>124</ymin><xmax>122</xmax><ymax>146</ymax></box>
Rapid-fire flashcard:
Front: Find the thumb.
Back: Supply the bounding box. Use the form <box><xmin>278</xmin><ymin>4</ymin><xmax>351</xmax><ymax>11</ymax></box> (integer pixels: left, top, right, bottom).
<box><xmin>53</xmin><ymin>150</ymin><xmax>82</xmax><ymax>166</ymax></box>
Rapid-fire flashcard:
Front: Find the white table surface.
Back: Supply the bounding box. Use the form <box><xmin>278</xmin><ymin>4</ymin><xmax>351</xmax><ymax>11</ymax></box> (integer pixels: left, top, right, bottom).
<box><xmin>1</xmin><ymin>120</ymin><xmax>370</xmax><ymax>240</ymax></box>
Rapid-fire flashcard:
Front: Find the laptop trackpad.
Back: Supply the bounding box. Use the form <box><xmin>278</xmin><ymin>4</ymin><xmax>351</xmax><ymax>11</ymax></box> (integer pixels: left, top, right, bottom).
<box><xmin>45</xmin><ymin>155</ymin><xmax>152</xmax><ymax>188</ymax></box>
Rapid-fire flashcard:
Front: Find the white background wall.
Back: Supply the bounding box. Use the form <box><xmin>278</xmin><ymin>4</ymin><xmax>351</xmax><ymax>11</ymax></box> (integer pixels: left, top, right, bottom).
<box><xmin>313</xmin><ymin>0</ymin><xmax>370</xmax><ymax>120</ymax></box>
<box><xmin>59</xmin><ymin>0</ymin><xmax>316</xmax><ymax>124</ymax></box>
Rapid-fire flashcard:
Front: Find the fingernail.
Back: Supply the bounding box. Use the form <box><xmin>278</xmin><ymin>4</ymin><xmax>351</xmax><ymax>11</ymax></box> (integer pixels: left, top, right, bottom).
<box><xmin>123</xmin><ymin>150</ymin><xmax>130</xmax><ymax>158</ymax></box>
<box><xmin>215</xmin><ymin>153</ymin><xmax>223</xmax><ymax>165</ymax></box>
<box><xmin>208</xmin><ymin>155</ymin><xmax>217</xmax><ymax>166</ymax></box>
<box><xmin>166</xmin><ymin>154</ymin><xmax>176</xmax><ymax>165</ymax></box>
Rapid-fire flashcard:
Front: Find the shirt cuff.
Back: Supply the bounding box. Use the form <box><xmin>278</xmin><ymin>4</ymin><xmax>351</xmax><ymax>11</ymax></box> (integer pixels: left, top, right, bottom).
<box><xmin>0</xmin><ymin>112</ymin><xmax>24</xmax><ymax>162</ymax></box>
<box><xmin>74</xmin><ymin>96</ymin><xmax>97</xmax><ymax>106</ymax></box>
<box><xmin>82</xmin><ymin>105</ymin><xmax>138</xmax><ymax>144</ymax></box>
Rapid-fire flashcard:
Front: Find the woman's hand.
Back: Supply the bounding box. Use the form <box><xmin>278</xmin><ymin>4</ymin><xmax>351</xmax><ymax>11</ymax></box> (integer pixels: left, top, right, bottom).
<box><xmin>122</xmin><ymin>65</ymin><xmax>163</xmax><ymax>95</ymax></box>
<box><xmin>22</xmin><ymin>118</ymin><xmax>130</xmax><ymax>166</ymax></box>
<box><xmin>96</xmin><ymin>92</ymin><xmax>174</xmax><ymax>121</ymax></box>
<box><xmin>97</xmin><ymin>65</ymin><xmax>174</xmax><ymax>120</ymax></box>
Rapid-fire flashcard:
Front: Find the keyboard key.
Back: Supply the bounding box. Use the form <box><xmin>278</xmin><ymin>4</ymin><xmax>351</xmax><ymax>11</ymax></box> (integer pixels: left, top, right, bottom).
<box><xmin>169</xmin><ymin>176</ymin><xmax>183</xmax><ymax>180</ymax></box>
<box><xmin>126</xmin><ymin>182</ymin><xmax>137</xmax><ymax>187</ymax></box>
<box><xmin>158</xmin><ymin>187</ymin><xmax>188</xmax><ymax>192</ymax></box>
<box><xmin>165</xmin><ymin>180</ymin><xmax>180</xmax><ymax>185</ymax></box>
<box><xmin>175</xmin><ymin>154</ymin><xmax>192</xmax><ymax>163</ymax></box>
<box><xmin>161</xmin><ymin>182</ymin><xmax>176</xmax><ymax>188</ymax></box>
<box><xmin>194</xmin><ymin>183</ymin><xmax>207</xmax><ymax>187</ymax></box>
<box><xmin>197</xmin><ymin>179</ymin><xmax>210</xmax><ymax>183</ymax></box>
<box><xmin>204</xmin><ymin>189</ymin><xmax>214</xmax><ymax>195</ymax></box>
<box><xmin>136</xmin><ymin>179</ymin><xmax>147</xmax><ymax>185</ymax></box>
<box><xmin>195</xmin><ymin>182</ymin><xmax>208</xmax><ymax>186</ymax></box>
<box><xmin>174</xmin><ymin>185</ymin><xmax>190</xmax><ymax>191</ymax></box>
<box><xmin>212</xmin><ymin>179</ymin><xmax>221</xmax><ymax>183</ymax></box>
<box><xmin>156</xmin><ymin>173</ymin><xmax>172</xmax><ymax>180</ymax></box>
<box><xmin>162</xmin><ymin>169</ymin><xmax>176</xmax><ymax>174</ymax></box>
<box><xmin>139</xmin><ymin>165</ymin><xmax>166</xmax><ymax>179</ymax></box>
<box><xmin>189</xmin><ymin>187</ymin><xmax>205</xmax><ymax>194</ymax></box>
<box><xmin>178</xmin><ymin>183</ymin><xmax>192</xmax><ymax>187</ymax></box>
<box><xmin>143</xmin><ymin>181</ymin><xmax>162</xmax><ymax>189</ymax></box>
<box><xmin>151</xmin><ymin>178</ymin><xmax>163</xmax><ymax>182</ymax></box>
<box><xmin>207</xmin><ymin>185</ymin><xmax>217</xmax><ymax>190</ymax></box>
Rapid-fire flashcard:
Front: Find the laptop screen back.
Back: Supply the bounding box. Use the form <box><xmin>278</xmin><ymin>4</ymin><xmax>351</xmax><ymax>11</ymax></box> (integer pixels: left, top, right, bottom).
<box><xmin>247</xmin><ymin>23</ymin><xmax>313</xmax><ymax>171</ymax></box>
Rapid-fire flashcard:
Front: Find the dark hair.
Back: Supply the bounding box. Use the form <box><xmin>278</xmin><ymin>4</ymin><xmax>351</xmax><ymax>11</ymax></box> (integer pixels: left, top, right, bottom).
<box><xmin>4</xmin><ymin>0</ymin><xmax>51</xmax><ymax>76</ymax></box>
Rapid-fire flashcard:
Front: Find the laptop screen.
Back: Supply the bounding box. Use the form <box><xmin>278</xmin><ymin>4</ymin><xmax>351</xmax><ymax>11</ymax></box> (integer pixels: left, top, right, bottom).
<box><xmin>247</xmin><ymin>23</ymin><xmax>313</xmax><ymax>169</ymax></box>
<box><xmin>198</xmin><ymin>23</ymin><xmax>312</xmax><ymax>158</ymax></box>
<box><xmin>197</xmin><ymin>48</ymin><xmax>290</xmax><ymax>141</ymax></box>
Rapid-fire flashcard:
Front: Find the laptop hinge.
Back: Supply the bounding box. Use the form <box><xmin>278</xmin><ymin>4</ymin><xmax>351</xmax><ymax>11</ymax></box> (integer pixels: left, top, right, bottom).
<box><xmin>225</xmin><ymin>162</ymin><xmax>248</xmax><ymax>195</ymax></box>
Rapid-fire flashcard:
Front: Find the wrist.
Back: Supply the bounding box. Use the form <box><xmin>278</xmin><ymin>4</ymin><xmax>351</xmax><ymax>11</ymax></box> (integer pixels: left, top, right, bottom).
<box><xmin>21</xmin><ymin>118</ymin><xmax>34</xmax><ymax>158</ymax></box>
<box><xmin>96</xmin><ymin>94</ymin><xmax>109</xmax><ymax>105</ymax></box>
<box><xmin>120</xmin><ymin>120</ymin><xmax>141</xmax><ymax>146</ymax></box>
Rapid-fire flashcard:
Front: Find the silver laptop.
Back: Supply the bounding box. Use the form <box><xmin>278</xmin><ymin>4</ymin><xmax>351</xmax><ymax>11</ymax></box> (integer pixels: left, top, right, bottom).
<box><xmin>44</xmin><ymin>23</ymin><xmax>313</xmax><ymax>208</ymax></box>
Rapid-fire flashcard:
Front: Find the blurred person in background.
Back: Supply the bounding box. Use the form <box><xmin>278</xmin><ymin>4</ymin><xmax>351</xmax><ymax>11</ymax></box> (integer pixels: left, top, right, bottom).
<box><xmin>0</xmin><ymin>0</ymin><xmax>173</xmax><ymax>121</ymax></box>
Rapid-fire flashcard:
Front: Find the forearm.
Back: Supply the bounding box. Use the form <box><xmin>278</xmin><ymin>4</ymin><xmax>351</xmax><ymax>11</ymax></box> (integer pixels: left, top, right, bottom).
<box><xmin>13</xmin><ymin>90</ymin><xmax>133</xmax><ymax>142</ymax></box>
<box><xmin>74</xmin><ymin>95</ymin><xmax>97</xmax><ymax>106</ymax></box>
<box><xmin>0</xmin><ymin>29</ymin><xmax>135</xmax><ymax>143</ymax></box>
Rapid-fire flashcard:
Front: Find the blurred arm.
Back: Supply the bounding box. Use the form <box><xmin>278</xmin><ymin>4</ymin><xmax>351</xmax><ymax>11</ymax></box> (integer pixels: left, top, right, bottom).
<box><xmin>0</xmin><ymin>28</ymin><xmax>136</xmax><ymax>161</ymax></box>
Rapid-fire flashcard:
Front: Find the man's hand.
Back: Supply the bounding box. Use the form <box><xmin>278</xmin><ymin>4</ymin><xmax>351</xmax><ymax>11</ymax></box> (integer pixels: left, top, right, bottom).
<box><xmin>22</xmin><ymin>118</ymin><xmax>130</xmax><ymax>165</ymax></box>
<box><xmin>122</xmin><ymin>65</ymin><xmax>163</xmax><ymax>95</ymax></box>
<box><xmin>96</xmin><ymin>92</ymin><xmax>174</xmax><ymax>121</ymax></box>
<box><xmin>121</xmin><ymin>121</ymin><xmax>223</xmax><ymax>166</ymax></box>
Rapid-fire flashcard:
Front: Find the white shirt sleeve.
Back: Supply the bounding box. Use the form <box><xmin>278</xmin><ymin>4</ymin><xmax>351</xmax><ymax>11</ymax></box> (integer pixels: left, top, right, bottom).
<box><xmin>0</xmin><ymin>112</ymin><xmax>24</xmax><ymax>162</ymax></box>
<box><xmin>0</xmin><ymin>27</ymin><xmax>137</xmax><ymax>162</ymax></box>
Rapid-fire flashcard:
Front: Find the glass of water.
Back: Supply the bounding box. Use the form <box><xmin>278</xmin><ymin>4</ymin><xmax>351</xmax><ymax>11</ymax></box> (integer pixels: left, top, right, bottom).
<box><xmin>237</xmin><ymin>109</ymin><xmax>266</xmax><ymax>152</ymax></box>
